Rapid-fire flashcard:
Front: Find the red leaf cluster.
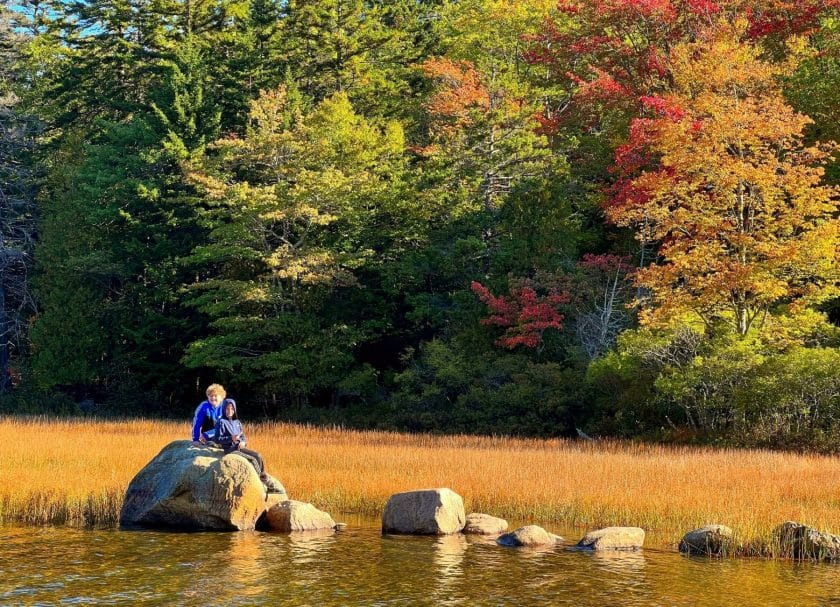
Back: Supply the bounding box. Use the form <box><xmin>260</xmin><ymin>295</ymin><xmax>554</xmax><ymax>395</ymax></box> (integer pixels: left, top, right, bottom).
<box><xmin>524</xmin><ymin>0</ymin><xmax>837</xmax><ymax>132</ymax></box>
<box><xmin>471</xmin><ymin>281</ymin><xmax>569</xmax><ymax>350</ymax></box>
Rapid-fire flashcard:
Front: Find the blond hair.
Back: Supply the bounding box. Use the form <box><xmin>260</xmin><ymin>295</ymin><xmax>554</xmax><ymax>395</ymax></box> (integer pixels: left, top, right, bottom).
<box><xmin>205</xmin><ymin>383</ymin><xmax>226</xmax><ymax>398</ymax></box>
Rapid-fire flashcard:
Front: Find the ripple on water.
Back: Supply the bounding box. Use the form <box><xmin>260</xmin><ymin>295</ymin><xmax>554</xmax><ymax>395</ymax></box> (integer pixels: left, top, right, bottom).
<box><xmin>2</xmin><ymin>521</ymin><xmax>840</xmax><ymax>606</ymax></box>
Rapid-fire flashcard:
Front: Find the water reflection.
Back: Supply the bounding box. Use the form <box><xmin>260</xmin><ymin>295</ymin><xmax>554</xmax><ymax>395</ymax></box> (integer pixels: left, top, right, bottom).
<box><xmin>589</xmin><ymin>547</ymin><xmax>647</xmax><ymax>574</ymax></box>
<box><xmin>4</xmin><ymin>522</ymin><xmax>840</xmax><ymax>606</ymax></box>
<box><xmin>430</xmin><ymin>534</ymin><xmax>467</xmax><ymax>606</ymax></box>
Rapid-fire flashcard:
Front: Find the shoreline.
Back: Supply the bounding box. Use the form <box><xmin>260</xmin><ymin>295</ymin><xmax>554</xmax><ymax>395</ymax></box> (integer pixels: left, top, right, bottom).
<box><xmin>2</xmin><ymin>416</ymin><xmax>839</xmax><ymax>559</ymax></box>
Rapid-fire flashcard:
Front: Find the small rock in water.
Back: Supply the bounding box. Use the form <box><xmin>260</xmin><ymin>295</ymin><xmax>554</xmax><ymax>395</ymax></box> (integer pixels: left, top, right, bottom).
<box><xmin>775</xmin><ymin>521</ymin><xmax>840</xmax><ymax>561</ymax></box>
<box><xmin>463</xmin><ymin>513</ymin><xmax>508</xmax><ymax>535</ymax></box>
<box><xmin>576</xmin><ymin>527</ymin><xmax>645</xmax><ymax>551</ymax></box>
<box><xmin>264</xmin><ymin>500</ymin><xmax>337</xmax><ymax>532</ymax></box>
<box><xmin>679</xmin><ymin>525</ymin><xmax>734</xmax><ymax>556</ymax></box>
<box><xmin>497</xmin><ymin>525</ymin><xmax>561</xmax><ymax>547</ymax></box>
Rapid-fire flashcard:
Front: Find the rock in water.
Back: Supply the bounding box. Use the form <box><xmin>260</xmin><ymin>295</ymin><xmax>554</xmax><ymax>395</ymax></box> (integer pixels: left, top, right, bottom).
<box><xmin>120</xmin><ymin>440</ymin><xmax>269</xmax><ymax>531</ymax></box>
<box><xmin>263</xmin><ymin>500</ymin><xmax>337</xmax><ymax>532</ymax></box>
<box><xmin>382</xmin><ymin>488</ymin><xmax>466</xmax><ymax>535</ymax></box>
<box><xmin>679</xmin><ymin>525</ymin><xmax>734</xmax><ymax>556</ymax></box>
<box><xmin>775</xmin><ymin>521</ymin><xmax>840</xmax><ymax>561</ymax></box>
<box><xmin>463</xmin><ymin>512</ymin><xmax>509</xmax><ymax>535</ymax></box>
<box><xmin>497</xmin><ymin>525</ymin><xmax>561</xmax><ymax>547</ymax></box>
<box><xmin>576</xmin><ymin>527</ymin><xmax>645</xmax><ymax>551</ymax></box>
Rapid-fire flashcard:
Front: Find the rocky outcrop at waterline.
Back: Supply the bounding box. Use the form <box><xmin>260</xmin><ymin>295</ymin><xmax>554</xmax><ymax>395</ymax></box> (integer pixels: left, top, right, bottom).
<box><xmin>120</xmin><ymin>440</ymin><xmax>272</xmax><ymax>530</ymax></box>
<box><xmin>120</xmin><ymin>440</ymin><xmax>346</xmax><ymax>533</ymax></box>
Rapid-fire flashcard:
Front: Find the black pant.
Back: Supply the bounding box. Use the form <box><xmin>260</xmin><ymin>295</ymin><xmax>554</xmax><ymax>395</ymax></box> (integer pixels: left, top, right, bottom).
<box><xmin>235</xmin><ymin>447</ymin><xmax>267</xmax><ymax>481</ymax></box>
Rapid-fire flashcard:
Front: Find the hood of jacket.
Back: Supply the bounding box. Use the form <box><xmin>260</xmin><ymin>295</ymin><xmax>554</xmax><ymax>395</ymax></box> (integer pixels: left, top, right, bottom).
<box><xmin>220</xmin><ymin>399</ymin><xmax>238</xmax><ymax>420</ymax></box>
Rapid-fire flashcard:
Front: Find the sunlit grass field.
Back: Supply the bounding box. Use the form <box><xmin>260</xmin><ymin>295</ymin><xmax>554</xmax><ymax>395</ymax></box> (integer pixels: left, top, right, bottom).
<box><xmin>2</xmin><ymin>415</ymin><xmax>839</xmax><ymax>555</ymax></box>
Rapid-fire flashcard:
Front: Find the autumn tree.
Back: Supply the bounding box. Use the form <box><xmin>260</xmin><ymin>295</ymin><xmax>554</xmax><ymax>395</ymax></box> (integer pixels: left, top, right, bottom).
<box><xmin>525</xmin><ymin>0</ymin><xmax>839</xmax><ymax>131</ymax></box>
<box><xmin>608</xmin><ymin>22</ymin><xmax>839</xmax><ymax>336</ymax></box>
<box><xmin>471</xmin><ymin>279</ymin><xmax>569</xmax><ymax>350</ymax></box>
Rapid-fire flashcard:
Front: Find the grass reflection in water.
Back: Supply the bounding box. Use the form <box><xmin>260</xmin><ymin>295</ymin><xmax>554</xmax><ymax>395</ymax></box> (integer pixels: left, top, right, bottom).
<box><xmin>3</xmin><ymin>521</ymin><xmax>840</xmax><ymax>606</ymax></box>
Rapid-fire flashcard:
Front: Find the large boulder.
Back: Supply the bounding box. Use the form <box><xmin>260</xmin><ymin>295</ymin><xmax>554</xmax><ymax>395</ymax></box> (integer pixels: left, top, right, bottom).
<box><xmin>463</xmin><ymin>512</ymin><xmax>508</xmax><ymax>535</ymax></box>
<box><xmin>263</xmin><ymin>500</ymin><xmax>336</xmax><ymax>532</ymax></box>
<box><xmin>576</xmin><ymin>527</ymin><xmax>645</xmax><ymax>551</ymax></box>
<box><xmin>775</xmin><ymin>521</ymin><xmax>840</xmax><ymax>561</ymax></box>
<box><xmin>497</xmin><ymin>525</ymin><xmax>561</xmax><ymax>547</ymax></box>
<box><xmin>382</xmin><ymin>488</ymin><xmax>466</xmax><ymax>535</ymax></box>
<box><xmin>120</xmin><ymin>440</ymin><xmax>271</xmax><ymax>531</ymax></box>
<box><xmin>679</xmin><ymin>525</ymin><xmax>734</xmax><ymax>556</ymax></box>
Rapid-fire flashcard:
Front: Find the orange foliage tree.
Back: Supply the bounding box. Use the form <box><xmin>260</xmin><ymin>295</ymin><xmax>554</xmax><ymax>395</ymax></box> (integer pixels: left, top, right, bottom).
<box><xmin>607</xmin><ymin>22</ymin><xmax>839</xmax><ymax>335</ymax></box>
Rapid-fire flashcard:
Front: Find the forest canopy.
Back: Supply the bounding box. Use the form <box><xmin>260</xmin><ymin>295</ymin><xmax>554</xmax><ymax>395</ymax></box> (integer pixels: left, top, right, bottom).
<box><xmin>1</xmin><ymin>0</ymin><xmax>838</xmax><ymax>450</ymax></box>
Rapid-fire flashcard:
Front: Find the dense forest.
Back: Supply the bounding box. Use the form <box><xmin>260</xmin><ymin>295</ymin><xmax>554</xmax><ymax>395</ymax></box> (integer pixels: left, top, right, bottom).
<box><xmin>1</xmin><ymin>0</ymin><xmax>838</xmax><ymax>449</ymax></box>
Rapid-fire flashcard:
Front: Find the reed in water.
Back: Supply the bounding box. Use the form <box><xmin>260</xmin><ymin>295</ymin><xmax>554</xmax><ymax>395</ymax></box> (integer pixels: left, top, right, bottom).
<box><xmin>2</xmin><ymin>416</ymin><xmax>838</xmax><ymax>557</ymax></box>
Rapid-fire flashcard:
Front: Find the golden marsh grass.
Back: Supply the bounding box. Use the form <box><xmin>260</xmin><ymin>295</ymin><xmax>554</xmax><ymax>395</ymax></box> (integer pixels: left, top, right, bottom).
<box><xmin>2</xmin><ymin>415</ymin><xmax>839</xmax><ymax>556</ymax></box>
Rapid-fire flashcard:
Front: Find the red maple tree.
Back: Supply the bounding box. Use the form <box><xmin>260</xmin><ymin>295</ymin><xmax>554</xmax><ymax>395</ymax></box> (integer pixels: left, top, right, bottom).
<box><xmin>471</xmin><ymin>281</ymin><xmax>570</xmax><ymax>350</ymax></box>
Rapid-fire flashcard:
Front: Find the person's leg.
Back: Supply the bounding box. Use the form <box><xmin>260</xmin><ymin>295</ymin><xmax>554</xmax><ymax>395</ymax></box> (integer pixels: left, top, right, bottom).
<box><xmin>238</xmin><ymin>447</ymin><xmax>266</xmax><ymax>480</ymax></box>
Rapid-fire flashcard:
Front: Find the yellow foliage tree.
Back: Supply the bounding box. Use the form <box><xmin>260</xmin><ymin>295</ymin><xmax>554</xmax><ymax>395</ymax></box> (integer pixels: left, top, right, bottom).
<box><xmin>608</xmin><ymin>22</ymin><xmax>839</xmax><ymax>336</ymax></box>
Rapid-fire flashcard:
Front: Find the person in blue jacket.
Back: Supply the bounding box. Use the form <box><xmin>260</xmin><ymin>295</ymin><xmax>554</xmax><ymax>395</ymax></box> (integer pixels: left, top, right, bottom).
<box><xmin>192</xmin><ymin>383</ymin><xmax>233</xmax><ymax>444</ymax></box>
<box><xmin>215</xmin><ymin>399</ymin><xmax>270</xmax><ymax>486</ymax></box>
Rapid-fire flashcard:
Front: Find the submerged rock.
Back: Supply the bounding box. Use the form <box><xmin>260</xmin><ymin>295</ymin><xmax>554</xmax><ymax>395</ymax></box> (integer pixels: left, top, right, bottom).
<box><xmin>382</xmin><ymin>488</ymin><xmax>466</xmax><ymax>535</ymax></box>
<box><xmin>263</xmin><ymin>500</ymin><xmax>337</xmax><ymax>532</ymax></box>
<box><xmin>120</xmin><ymin>440</ymin><xmax>283</xmax><ymax>531</ymax></box>
<box><xmin>497</xmin><ymin>525</ymin><xmax>561</xmax><ymax>547</ymax></box>
<box><xmin>464</xmin><ymin>513</ymin><xmax>508</xmax><ymax>535</ymax></box>
<box><xmin>679</xmin><ymin>525</ymin><xmax>734</xmax><ymax>556</ymax></box>
<box><xmin>775</xmin><ymin>521</ymin><xmax>840</xmax><ymax>561</ymax></box>
<box><xmin>576</xmin><ymin>527</ymin><xmax>645</xmax><ymax>551</ymax></box>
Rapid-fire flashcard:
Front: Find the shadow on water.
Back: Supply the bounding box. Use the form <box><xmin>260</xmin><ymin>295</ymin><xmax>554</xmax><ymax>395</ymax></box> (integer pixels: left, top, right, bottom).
<box><xmin>3</xmin><ymin>520</ymin><xmax>840</xmax><ymax>606</ymax></box>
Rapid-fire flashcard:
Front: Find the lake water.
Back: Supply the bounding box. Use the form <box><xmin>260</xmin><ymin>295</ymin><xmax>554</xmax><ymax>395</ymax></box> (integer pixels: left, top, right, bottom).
<box><xmin>2</xmin><ymin>518</ymin><xmax>839</xmax><ymax>606</ymax></box>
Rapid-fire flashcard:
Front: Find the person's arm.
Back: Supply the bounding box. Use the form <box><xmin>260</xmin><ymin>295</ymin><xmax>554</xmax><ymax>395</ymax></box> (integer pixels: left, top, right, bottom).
<box><xmin>191</xmin><ymin>403</ymin><xmax>206</xmax><ymax>442</ymax></box>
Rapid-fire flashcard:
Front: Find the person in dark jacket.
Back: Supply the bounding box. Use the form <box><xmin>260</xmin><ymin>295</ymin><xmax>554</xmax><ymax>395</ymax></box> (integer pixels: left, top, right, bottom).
<box><xmin>215</xmin><ymin>400</ymin><xmax>269</xmax><ymax>485</ymax></box>
<box><xmin>192</xmin><ymin>383</ymin><xmax>233</xmax><ymax>444</ymax></box>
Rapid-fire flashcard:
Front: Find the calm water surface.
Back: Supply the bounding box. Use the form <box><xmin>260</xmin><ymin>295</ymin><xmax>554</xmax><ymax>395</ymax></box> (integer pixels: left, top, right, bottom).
<box><xmin>2</xmin><ymin>518</ymin><xmax>839</xmax><ymax>606</ymax></box>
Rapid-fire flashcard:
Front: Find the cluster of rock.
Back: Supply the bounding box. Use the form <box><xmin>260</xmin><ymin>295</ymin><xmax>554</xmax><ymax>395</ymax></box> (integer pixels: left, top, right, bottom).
<box><xmin>380</xmin><ymin>488</ymin><xmax>645</xmax><ymax>551</ymax></box>
<box><xmin>678</xmin><ymin>521</ymin><xmax>840</xmax><ymax>561</ymax></box>
<box><xmin>122</xmin><ymin>443</ymin><xmax>837</xmax><ymax>562</ymax></box>
<box><xmin>120</xmin><ymin>441</ymin><xmax>339</xmax><ymax>533</ymax></box>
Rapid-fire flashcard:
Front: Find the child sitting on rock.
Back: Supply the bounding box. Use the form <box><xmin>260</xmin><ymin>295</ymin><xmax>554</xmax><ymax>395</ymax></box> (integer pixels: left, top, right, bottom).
<box><xmin>192</xmin><ymin>383</ymin><xmax>233</xmax><ymax>445</ymax></box>
<box><xmin>215</xmin><ymin>400</ymin><xmax>280</xmax><ymax>493</ymax></box>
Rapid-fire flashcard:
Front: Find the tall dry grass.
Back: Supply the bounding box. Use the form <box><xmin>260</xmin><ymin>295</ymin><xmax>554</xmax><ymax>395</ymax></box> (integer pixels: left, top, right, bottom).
<box><xmin>2</xmin><ymin>415</ymin><xmax>840</xmax><ymax>555</ymax></box>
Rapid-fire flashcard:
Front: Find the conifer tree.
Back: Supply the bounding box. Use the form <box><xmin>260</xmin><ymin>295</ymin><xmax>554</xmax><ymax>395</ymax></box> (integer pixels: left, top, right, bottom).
<box><xmin>183</xmin><ymin>86</ymin><xmax>408</xmax><ymax>403</ymax></box>
<box><xmin>0</xmin><ymin>7</ymin><xmax>37</xmax><ymax>391</ymax></box>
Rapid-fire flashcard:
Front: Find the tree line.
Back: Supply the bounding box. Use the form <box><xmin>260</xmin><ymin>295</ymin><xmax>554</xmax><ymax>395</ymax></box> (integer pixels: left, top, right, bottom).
<box><xmin>1</xmin><ymin>0</ymin><xmax>838</xmax><ymax>449</ymax></box>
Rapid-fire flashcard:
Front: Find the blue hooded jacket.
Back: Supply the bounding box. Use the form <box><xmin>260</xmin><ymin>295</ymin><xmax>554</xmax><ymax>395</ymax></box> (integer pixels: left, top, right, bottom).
<box><xmin>215</xmin><ymin>400</ymin><xmax>248</xmax><ymax>453</ymax></box>
<box><xmin>191</xmin><ymin>397</ymin><xmax>234</xmax><ymax>442</ymax></box>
